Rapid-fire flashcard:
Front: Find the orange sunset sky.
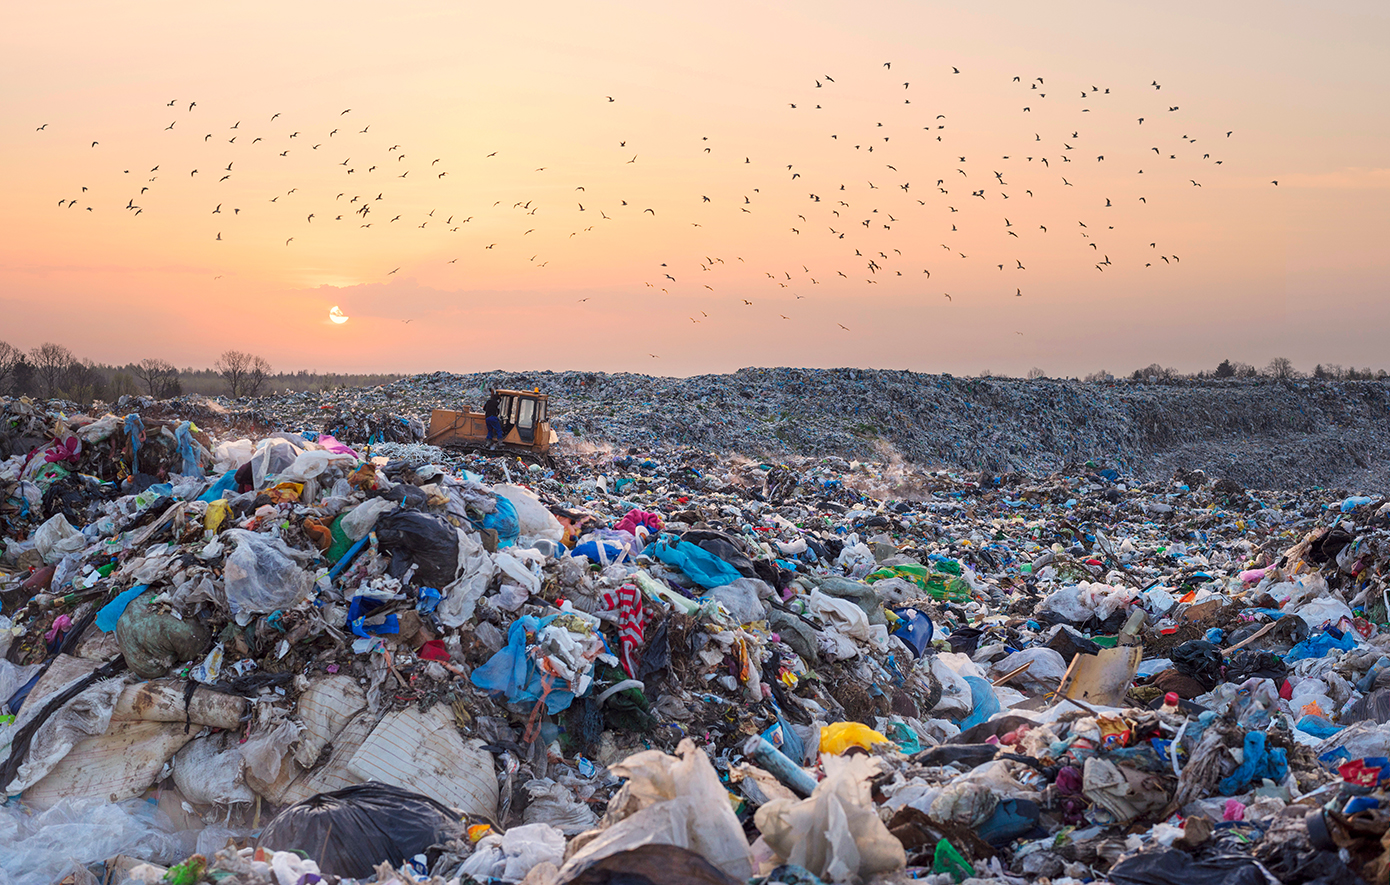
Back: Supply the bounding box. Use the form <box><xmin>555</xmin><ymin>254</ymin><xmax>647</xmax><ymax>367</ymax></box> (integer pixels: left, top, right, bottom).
<box><xmin>2</xmin><ymin>1</ymin><xmax>1387</xmax><ymax>378</ymax></box>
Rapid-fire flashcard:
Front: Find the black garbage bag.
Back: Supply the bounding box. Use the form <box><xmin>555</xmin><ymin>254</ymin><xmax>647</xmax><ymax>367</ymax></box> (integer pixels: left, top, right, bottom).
<box><xmin>1108</xmin><ymin>849</ymin><xmax>1270</xmax><ymax>885</ymax></box>
<box><xmin>1171</xmin><ymin>640</ymin><xmax>1224</xmax><ymax>691</ymax></box>
<box><xmin>1225</xmin><ymin>649</ymin><xmax>1288</xmax><ymax>683</ymax></box>
<box><xmin>374</xmin><ymin>510</ymin><xmax>459</xmax><ymax>587</ymax></box>
<box><xmin>257</xmin><ymin>783</ymin><xmax>464</xmax><ymax>878</ymax></box>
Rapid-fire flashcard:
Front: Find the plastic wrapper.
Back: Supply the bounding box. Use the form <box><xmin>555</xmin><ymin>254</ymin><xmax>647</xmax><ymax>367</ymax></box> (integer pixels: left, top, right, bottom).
<box><xmin>0</xmin><ymin>798</ymin><xmax>189</xmax><ymax>885</ymax></box>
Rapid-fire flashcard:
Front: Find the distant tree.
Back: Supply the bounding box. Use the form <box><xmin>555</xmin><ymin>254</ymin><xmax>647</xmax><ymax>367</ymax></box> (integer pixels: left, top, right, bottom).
<box><xmin>62</xmin><ymin>360</ymin><xmax>105</xmax><ymax>405</ymax></box>
<box><xmin>134</xmin><ymin>358</ymin><xmax>181</xmax><ymax>398</ymax></box>
<box><xmin>1133</xmin><ymin>363</ymin><xmax>1178</xmax><ymax>383</ymax></box>
<box><xmin>1314</xmin><ymin>363</ymin><xmax>1345</xmax><ymax>381</ymax></box>
<box><xmin>1266</xmin><ymin>356</ymin><xmax>1298</xmax><ymax>380</ymax></box>
<box><xmin>0</xmin><ymin>340</ymin><xmax>22</xmax><ymax>394</ymax></box>
<box><xmin>29</xmin><ymin>342</ymin><xmax>74</xmax><ymax>398</ymax></box>
<box><xmin>1084</xmin><ymin>370</ymin><xmax>1112</xmax><ymax>383</ymax></box>
<box><xmin>107</xmin><ymin>370</ymin><xmax>139</xmax><ymax>401</ymax></box>
<box><xmin>1026</xmin><ymin>367</ymin><xmax>1046</xmax><ymax>380</ymax></box>
<box><xmin>245</xmin><ymin>355</ymin><xmax>272</xmax><ymax>396</ymax></box>
<box><xmin>1214</xmin><ymin>359</ymin><xmax>1235</xmax><ymax>378</ymax></box>
<box><xmin>217</xmin><ymin>350</ymin><xmax>265</xmax><ymax>397</ymax></box>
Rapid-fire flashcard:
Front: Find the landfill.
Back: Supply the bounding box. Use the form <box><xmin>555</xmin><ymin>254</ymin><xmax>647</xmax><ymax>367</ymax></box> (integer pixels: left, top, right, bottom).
<box><xmin>3</xmin><ymin>387</ymin><xmax>1390</xmax><ymax>885</ymax></box>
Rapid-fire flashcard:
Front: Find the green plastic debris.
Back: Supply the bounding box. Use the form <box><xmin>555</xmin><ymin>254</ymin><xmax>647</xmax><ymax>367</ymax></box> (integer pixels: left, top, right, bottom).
<box><xmin>866</xmin><ymin>563</ymin><xmax>972</xmax><ymax>602</ymax></box>
<box><xmin>933</xmin><ymin>838</ymin><xmax>973</xmax><ymax>882</ymax></box>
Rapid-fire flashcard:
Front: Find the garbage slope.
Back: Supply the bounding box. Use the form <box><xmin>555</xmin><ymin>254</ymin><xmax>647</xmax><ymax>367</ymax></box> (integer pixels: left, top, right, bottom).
<box><xmin>245</xmin><ymin>370</ymin><xmax>1390</xmax><ymax>490</ymax></box>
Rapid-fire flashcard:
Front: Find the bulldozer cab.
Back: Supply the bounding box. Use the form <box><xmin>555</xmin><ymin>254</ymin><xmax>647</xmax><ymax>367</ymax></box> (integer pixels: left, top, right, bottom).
<box><xmin>495</xmin><ymin>390</ymin><xmax>547</xmax><ymax>444</ymax></box>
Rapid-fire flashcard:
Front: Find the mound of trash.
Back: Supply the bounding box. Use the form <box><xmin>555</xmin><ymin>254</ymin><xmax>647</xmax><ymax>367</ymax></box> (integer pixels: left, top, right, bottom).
<box><xmin>3</xmin><ymin>393</ymin><xmax>1390</xmax><ymax>885</ymax></box>
<box><xmin>159</xmin><ymin>368</ymin><xmax>1390</xmax><ymax>490</ymax></box>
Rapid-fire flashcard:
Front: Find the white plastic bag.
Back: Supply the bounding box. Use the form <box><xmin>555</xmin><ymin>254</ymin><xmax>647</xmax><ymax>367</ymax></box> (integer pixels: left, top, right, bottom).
<box><xmin>33</xmin><ymin>514</ymin><xmax>87</xmax><ymax>565</ymax></box>
<box><xmin>523</xmin><ymin>778</ymin><xmax>600</xmax><ymax>834</ymax></box>
<box><xmin>755</xmin><ymin>753</ymin><xmax>906</xmax><ymax>883</ymax></box>
<box><xmin>494</xmin><ymin>484</ymin><xmax>564</xmax><ymax>543</ymax></box>
<box><xmin>249</xmin><ymin>438</ymin><xmax>304</xmax><ymax>488</ymax></box>
<box><xmin>340</xmin><ymin>498</ymin><xmax>397</xmax><ymax>542</ymax></box>
<box><xmin>989</xmin><ymin>648</ymin><xmax>1068</xmax><ymax>695</ymax></box>
<box><xmin>457</xmin><ymin>824</ymin><xmax>565</xmax><ymax>882</ymax></box>
<box><xmin>173</xmin><ymin>732</ymin><xmax>255</xmax><ymax>806</ymax></box>
<box><xmin>557</xmin><ymin>739</ymin><xmax>755</xmax><ymax>881</ymax></box>
<box><xmin>278</xmin><ymin>450</ymin><xmax>357</xmax><ymax>483</ymax></box>
<box><xmin>213</xmin><ymin>439</ymin><xmax>255</xmax><ymax>473</ymax></box>
<box><xmin>221</xmin><ymin>530</ymin><xmax>314</xmax><ymax>617</ymax></box>
<box><xmin>437</xmin><ymin>530</ymin><xmax>496</xmax><ymax>628</ymax></box>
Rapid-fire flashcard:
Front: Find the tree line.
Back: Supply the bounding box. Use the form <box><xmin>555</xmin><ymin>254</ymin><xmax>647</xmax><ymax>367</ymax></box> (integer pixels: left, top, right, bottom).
<box><xmin>0</xmin><ymin>340</ymin><xmax>404</xmax><ymax>405</ymax></box>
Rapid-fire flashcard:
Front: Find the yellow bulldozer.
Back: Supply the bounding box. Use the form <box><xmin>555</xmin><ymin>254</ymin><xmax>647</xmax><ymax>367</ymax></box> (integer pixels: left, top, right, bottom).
<box><xmin>425</xmin><ymin>389</ymin><xmax>558</xmax><ymax>465</ymax></box>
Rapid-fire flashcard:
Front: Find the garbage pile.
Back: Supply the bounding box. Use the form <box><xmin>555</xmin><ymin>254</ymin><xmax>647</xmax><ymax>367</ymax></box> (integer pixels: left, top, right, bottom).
<box><xmin>207</xmin><ymin>368</ymin><xmax>1390</xmax><ymax>490</ymax></box>
<box><xmin>5</xmin><ymin>392</ymin><xmax>1390</xmax><ymax>885</ymax></box>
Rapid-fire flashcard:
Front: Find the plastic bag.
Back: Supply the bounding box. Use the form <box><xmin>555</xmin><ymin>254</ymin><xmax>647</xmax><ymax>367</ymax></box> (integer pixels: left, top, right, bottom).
<box><xmin>278</xmin><ymin>450</ymin><xmax>355</xmax><ymax>483</ymax></box>
<box><xmin>437</xmin><ymin>530</ymin><xmax>496</xmax><ymax>628</ymax></box>
<box><xmin>650</xmin><ymin>536</ymin><xmax>743</xmax><ymax>589</ymax></box>
<box><xmin>820</xmin><ymin>722</ymin><xmax>890</xmax><ymax>756</ymax></box>
<box><xmin>708</xmin><ymin>577</ymin><xmax>769</xmax><ymax>624</ymax></box>
<box><xmin>117</xmin><ymin>589</ymin><xmax>213</xmax><ymax>678</ymax></box>
<box><xmin>495</xmin><ymin>484</ymin><xmax>564</xmax><ymax>542</ymax></box>
<box><xmin>339</xmin><ymin>498</ymin><xmax>396</xmax><ymax>541</ymax></box>
<box><xmin>375</xmin><ymin>510</ymin><xmax>461</xmax><ymax>587</ymax></box>
<box><xmin>471</xmin><ymin>615</ymin><xmax>577</xmax><ymax>713</ymax></box>
<box><xmin>33</xmin><ymin>514</ymin><xmax>87</xmax><ymax>565</ymax></box>
<box><xmin>988</xmin><ymin>648</ymin><xmax>1068</xmax><ymax>695</ymax></box>
<box><xmin>221</xmin><ymin>529</ymin><xmax>314</xmax><ymax>618</ymax></box>
<box><xmin>257</xmin><ymin>783</ymin><xmax>465</xmax><ymax>878</ymax></box>
<box><xmin>173</xmin><ymin>731</ymin><xmax>254</xmax><ymax>806</ymax></box>
<box><xmin>459</xmin><ymin>823</ymin><xmax>566</xmax><ymax>883</ymax></box>
<box><xmin>558</xmin><ymin>739</ymin><xmax>755</xmax><ymax>882</ymax></box>
<box><xmin>523</xmin><ymin>777</ymin><xmax>600</xmax><ymax>834</ymax></box>
<box><xmin>956</xmin><ymin>676</ymin><xmax>1001</xmax><ymax>730</ymax></box>
<box><xmin>212</xmin><ymin>439</ymin><xmax>255</xmax><ymax>473</ymax></box>
<box><xmin>249</xmin><ymin>437</ymin><xmax>304</xmax><ymax>489</ymax></box>
<box><xmin>755</xmin><ymin>752</ymin><xmax>906</xmax><ymax>883</ymax></box>
<box><xmin>483</xmin><ymin>491</ymin><xmax>520</xmax><ymax>546</ymax></box>
<box><xmin>0</xmin><ymin>797</ymin><xmax>187</xmax><ymax>885</ymax></box>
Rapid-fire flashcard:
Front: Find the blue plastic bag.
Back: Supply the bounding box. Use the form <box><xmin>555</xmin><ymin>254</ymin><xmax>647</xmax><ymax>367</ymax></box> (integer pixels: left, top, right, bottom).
<box><xmin>649</xmin><ymin>536</ymin><xmax>742</xmax><ymax>589</ymax></box>
<box><xmin>96</xmin><ymin>583</ymin><xmax>149</xmax><ymax>633</ymax></box>
<box><xmin>1287</xmin><ymin>628</ymin><xmax>1358</xmax><ymax>663</ymax></box>
<box><xmin>198</xmin><ymin>470</ymin><xmax>239</xmax><ymax>502</ymax></box>
<box><xmin>1218</xmin><ymin>730</ymin><xmax>1288</xmax><ymax>794</ymax></box>
<box><xmin>1297</xmin><ymin>715</ymin><xmax>1344</xmax><ymax>739</ymax></box>
<box><xmin>347</xmin><ymin>596</ymin><xmax>398</xmax><ymax>638</ymax></box>
<box><xmin>124</xmin><ymin>413</ymin><xmax>145</xmax><ymax>468</ymax></box>
<box><xmin>482</xmin><ymin>492</ymin><xmax>519</xmax><ymax>547</ymax></box>
<box><xmin>175</xmin><ymin>421</ymin><xmax>203</xmax><ymax>477</ymax></box>
<box><xmin>957</xmin><ymin>676</ymin><xmax>1001</xmax><ymax>730</ymax></box>
<box><xmin>471</xmin><ymin>615</ymin><xmax>576</xmax><ymax>714</ymax></box>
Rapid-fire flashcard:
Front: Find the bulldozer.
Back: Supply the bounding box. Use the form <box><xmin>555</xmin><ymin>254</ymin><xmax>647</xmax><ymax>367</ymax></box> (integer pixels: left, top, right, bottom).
<box><xmin>425</xmin><ymin>389</ymin><xmax>558</xmax><ymax>465</ymax></box>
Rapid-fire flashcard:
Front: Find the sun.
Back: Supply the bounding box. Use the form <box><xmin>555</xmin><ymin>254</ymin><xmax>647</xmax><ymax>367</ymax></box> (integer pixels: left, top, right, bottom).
<box><xmin>328</xmin><ymin>305</ymin><xmax>349</xmax><ymax>324</ymax></box>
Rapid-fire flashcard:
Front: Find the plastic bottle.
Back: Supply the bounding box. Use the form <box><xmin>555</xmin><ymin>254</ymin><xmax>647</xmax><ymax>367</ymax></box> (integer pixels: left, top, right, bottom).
<box><xmin>1356</xmin><ymin>656</ymin><xmax>1390</xmax><ymax>693</ymax></box>
<box><xmin>1159</xmin><ymin>692</ymin><xmax>1181</xmax><ymax>716</ymax></box>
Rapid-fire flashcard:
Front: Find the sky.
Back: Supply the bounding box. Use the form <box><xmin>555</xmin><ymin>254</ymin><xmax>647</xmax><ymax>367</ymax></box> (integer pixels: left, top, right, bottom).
<box><xmin>2</xmin><ymin>1</ymin><xmax>1387</xmax><ymax>378</ymax></box>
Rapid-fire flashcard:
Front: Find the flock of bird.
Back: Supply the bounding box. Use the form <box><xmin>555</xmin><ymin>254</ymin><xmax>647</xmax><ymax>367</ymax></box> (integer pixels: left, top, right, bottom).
<box><xmin>40</xmin><ymin>63</ymin><xmax>1269</xmax><ymax>338</ymax></box>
